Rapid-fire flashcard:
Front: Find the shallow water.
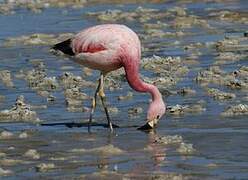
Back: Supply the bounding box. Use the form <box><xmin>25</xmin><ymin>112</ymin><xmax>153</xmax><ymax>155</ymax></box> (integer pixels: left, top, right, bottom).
<box><xmin>0</xmin><ymin>0</ymin><xmax>248</xmax><ymax>179</ymax></box>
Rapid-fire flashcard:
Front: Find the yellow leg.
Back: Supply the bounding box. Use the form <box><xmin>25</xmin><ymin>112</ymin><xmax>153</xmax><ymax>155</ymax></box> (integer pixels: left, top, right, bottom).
<box><xmin>99</xmin><ymin>73</ymin><xmax>113</xmax><ymax>132</ymax></box>
<box><xmin>88</xmin><ymin>78</ymin><xmax>100</xmax><ymax>133</ymax></box>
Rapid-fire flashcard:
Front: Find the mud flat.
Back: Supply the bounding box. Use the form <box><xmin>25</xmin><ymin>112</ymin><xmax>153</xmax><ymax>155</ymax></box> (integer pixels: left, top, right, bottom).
<box><xmin>0</xmin><ymin>95</ymin><xmax>40</xmax><ymax>123</ymax></box>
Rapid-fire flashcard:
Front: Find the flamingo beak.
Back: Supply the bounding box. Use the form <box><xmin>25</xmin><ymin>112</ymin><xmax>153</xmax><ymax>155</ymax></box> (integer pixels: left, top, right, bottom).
<box><xmin>137</xmin><ymin>118</ymin><xmax>159</xmax><ymax>131</ymax></box>
<box><xmin>147</xmin><ymin>118</ymin><xmax>159</xmax><ymax>128</ymax></box>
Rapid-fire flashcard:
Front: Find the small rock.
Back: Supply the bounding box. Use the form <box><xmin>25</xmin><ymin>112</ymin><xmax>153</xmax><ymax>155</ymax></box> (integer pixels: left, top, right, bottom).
<box><xmin>35</xmin><ymin>163</ymin><xmax>55</xmax><ymax>172</ymax></box>
<box><xmin>60</xmin><ymin>66</ymin><xmax>75</xmax><ymax>70</ymax></box>
<box><xmin>24</xmin><ymin>149</ymin><xmax>40</xmax><ymax>160</ymax></box>
<box><xmin>49</xmin><ymin>157</ymin><xmax>67</xmax><ymax>161</ymax></box>
<box><xmin>207</xmin><ymin>88</ymin><xmax>236</xmax><ymax>100</ymax></box>
<box><xmin>58</xmin><ymin>72</ymin><xmax>93</xmax><ymax>89</ymax></box>
<box><xmin>0</xmin><ymin>95</ymin><xmax>40</xmax><ymax>123</ymax></box>
<box><xmin>47</xmin><ymin>95</ymin><xmax>56</xmax><ymax>102</ymax></box>
<box><xmin>118</xmin><ymin>91</ymin><xmax>133</xmax><ymax>100</ymax></box>
<box><xmin>167</xmin><ymin>104</ymin><xmax>188</xmax><ymax>115</ymax></box>
<box><xmin>167</xmin><ymin>104</ymin><xmax>205</xmax><ymax>115</ymax></box>
<box><xmin>64</xmin><ymin>87</ymin><xmax>88</xmax><ymax>100</ymax></box>
<box><xmin>176</xmin><ymin>143</ymin><xmax>195</xmax><ymax>155</ymax></box>
<box><xmin>4</xmin><ymin>33</ymin><xmax>74</xmax><ymax>47</ymax></box>
<box><xmin>0</xmin><ymin>158</ymin><xmax>22</xmax><ymax>166</ymax></box>
<box><xmin>0</xmin><ymin>70</ymin><xmax>14</xmax><ymax>88</ymax></box>
<box><xmin>23</xmin><ymin>62</ymin><xmax>59</xmax><ymax>91</ymax></box>
<box><xmin>0</xmin><ymin>131</ymin><xmax>13</xmax><ymax>139</ymax></box>
<box><xmin>108</xmin><ymin>107</ymin><xmax>119</xmax><ymax>114</ymax></box>
<box><xmin>18</xmin><ymin>132</ymin><xmax>28</xmax><ymax>139</ymax></box>
<box><xmin>221</xmin><ymin>104</ymin><xmax>248</xmax><ymax>117</ymax></box>
<box><xmin>154</xmin><ymin>135</ymin><xmax>183</xmax><ymax>145</ymax></box>
<box><xmin>184</xmin><ymin>104</ymin><xmax>206</xmax><ymax>113</ymax></box>
<box><xmin>141</xmin><ymin>55</ymin><xmax>189</xmax><ymax>88</ymax></box>
<box><xmin>67</xmin><ymin>106</ymin><xmax>90</xmax><ymax>113</ymax></box>
<box><xmin>82</xmin><ymin>67</ymin><xmax>93</xmax><ymax>76</ymax></box>
<box><xmin>169</xmin><ymin>6</ymin><xmax>187</xmax><ymax>16</ymax></box>
<box><xmin>177</xmin><ymin>87</ymin><xmax>196</xmax><ymax>96</ymax></box>
<box><xmin>0</xmin><ymin>167</ymin><xmax>12</xmax><ymax>176</ymax></box>
<box><xmin>214</xmin><ymin>52</ymin><xmax>246</xmax><ymax>65</ymax></box>
<box><xmin>128</xmin><ymin>107</ymin><xmax>143</xmax><ymax>115</ymax></box>
<box><xmin>7</xmin><ymin>147</ymin><xmax>15</xmax><ymax>150</ymax></box>
<box><xmin>171</xmin><ymin>15</ymin><xmax>209</xmax><ymax>29</ymax></box>
<box><xmin>0</xmin><ymin>152</ymin><xmax>6</xmax><ymax>158</ymax></box>
<box><xmin>70</xmin><ymin>144</ymin><xmax>124</xmax><ymax>156</ymax></box>
<box><xmin>37</xmin><ymin>90</ymin><xmax>50</xmax><ymax>97</ymax></box>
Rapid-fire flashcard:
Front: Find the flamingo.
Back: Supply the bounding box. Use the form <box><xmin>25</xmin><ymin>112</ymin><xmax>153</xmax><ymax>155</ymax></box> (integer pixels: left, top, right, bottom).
<box><xmin>52</xmin><ymin>24</ymin><xmax>166</xmax><ymax>132</ymax></box>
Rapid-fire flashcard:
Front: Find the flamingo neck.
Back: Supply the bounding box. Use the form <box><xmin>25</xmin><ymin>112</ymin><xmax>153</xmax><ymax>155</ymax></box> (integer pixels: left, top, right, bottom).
<box><xmin>123</xmin><ymin>60</ymin><xmax>162</xmax><ymax>102</ymax></box>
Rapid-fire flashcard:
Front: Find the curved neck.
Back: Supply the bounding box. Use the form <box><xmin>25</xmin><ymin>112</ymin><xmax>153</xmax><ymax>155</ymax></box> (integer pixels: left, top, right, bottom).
<box><xmin>123</xmin><ymin>59</ymin><xmax>162</xmax><ymax>102</ymax></box>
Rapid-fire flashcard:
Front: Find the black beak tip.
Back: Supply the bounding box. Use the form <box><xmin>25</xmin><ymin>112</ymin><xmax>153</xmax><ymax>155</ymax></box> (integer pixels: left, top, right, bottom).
<box><xmin>137</xmin><ymin>123</ymin><xmax>153</xmax><ymax>131</ymax></box>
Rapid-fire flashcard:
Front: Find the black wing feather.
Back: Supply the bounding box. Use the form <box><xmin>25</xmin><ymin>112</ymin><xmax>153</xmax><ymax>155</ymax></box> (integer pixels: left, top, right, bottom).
<box><xmin>52</xmin><ymin>38</ymin><xmax>75</xmax><ymax>56</ymax></box>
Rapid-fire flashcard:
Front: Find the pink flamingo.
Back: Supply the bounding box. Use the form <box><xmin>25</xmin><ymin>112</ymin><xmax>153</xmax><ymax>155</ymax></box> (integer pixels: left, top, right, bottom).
<box><xmin>53</xmin><ymin>24</ymin><xmax>166</xmax><ymax>132</ymax></box>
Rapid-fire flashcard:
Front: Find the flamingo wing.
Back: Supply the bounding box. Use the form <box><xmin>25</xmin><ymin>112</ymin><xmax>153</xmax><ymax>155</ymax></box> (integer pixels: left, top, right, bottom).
<box><xmin>53</xmin><ymin>24</ymin><xmax>140</xmax><ymax>73</ymax></box>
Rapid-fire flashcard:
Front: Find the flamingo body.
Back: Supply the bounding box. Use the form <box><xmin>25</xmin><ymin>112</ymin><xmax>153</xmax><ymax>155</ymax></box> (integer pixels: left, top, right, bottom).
<box><xmin>72</xmin><ymin>24</ymin><xmax>140</xmax><ymax>74</ymax></box>
<box><xmin>53</xmin><ymin>24</ymin><xmax>166</xmax><ymax>129</ymax></box>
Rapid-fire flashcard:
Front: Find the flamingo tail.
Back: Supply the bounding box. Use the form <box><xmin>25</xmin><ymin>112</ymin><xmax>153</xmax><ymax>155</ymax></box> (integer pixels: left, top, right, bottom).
<box><xmin>52</xmin><ymin>38</ymin><xmax>75</xmax><ymax>56</ymax></box>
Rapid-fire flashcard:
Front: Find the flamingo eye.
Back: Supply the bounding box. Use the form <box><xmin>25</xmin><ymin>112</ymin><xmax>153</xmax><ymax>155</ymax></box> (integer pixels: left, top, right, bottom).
<box><xmin>156</xmin><ymin>115</ymin><xmax>160</xmax><ymax>119</ymax></box>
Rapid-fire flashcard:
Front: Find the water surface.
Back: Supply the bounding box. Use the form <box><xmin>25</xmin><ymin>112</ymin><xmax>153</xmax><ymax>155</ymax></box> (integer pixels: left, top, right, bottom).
<box><xmin>0</xmin><ymin>0</ymin><xmax>248</xmax><ymax>179</ymax></box>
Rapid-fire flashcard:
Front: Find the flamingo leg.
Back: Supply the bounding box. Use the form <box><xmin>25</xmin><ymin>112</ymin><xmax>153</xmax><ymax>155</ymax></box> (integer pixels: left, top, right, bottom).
<box><xmin>88</xmin><ymin>77</ymin><xmax>101</xmax><ymax>133</ymax></box>
<box><xmin>98</xmin><ymin>73</ymin><xmax>113</xmax><ymax>132</ymax></box>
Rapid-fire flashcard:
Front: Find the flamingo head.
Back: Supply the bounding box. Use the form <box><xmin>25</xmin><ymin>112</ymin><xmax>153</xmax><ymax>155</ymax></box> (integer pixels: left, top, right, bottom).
<box><xmin>138</xmin><ymin>99</ymin><xmax>166</xmax><ymax>130</ymax></box>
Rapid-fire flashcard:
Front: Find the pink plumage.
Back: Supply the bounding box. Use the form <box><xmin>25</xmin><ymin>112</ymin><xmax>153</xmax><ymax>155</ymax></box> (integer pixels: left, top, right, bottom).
<box><xmin>53</xmin><ymin>24</ymin><xmax>166</xmax><ymax>131</ymax></box>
